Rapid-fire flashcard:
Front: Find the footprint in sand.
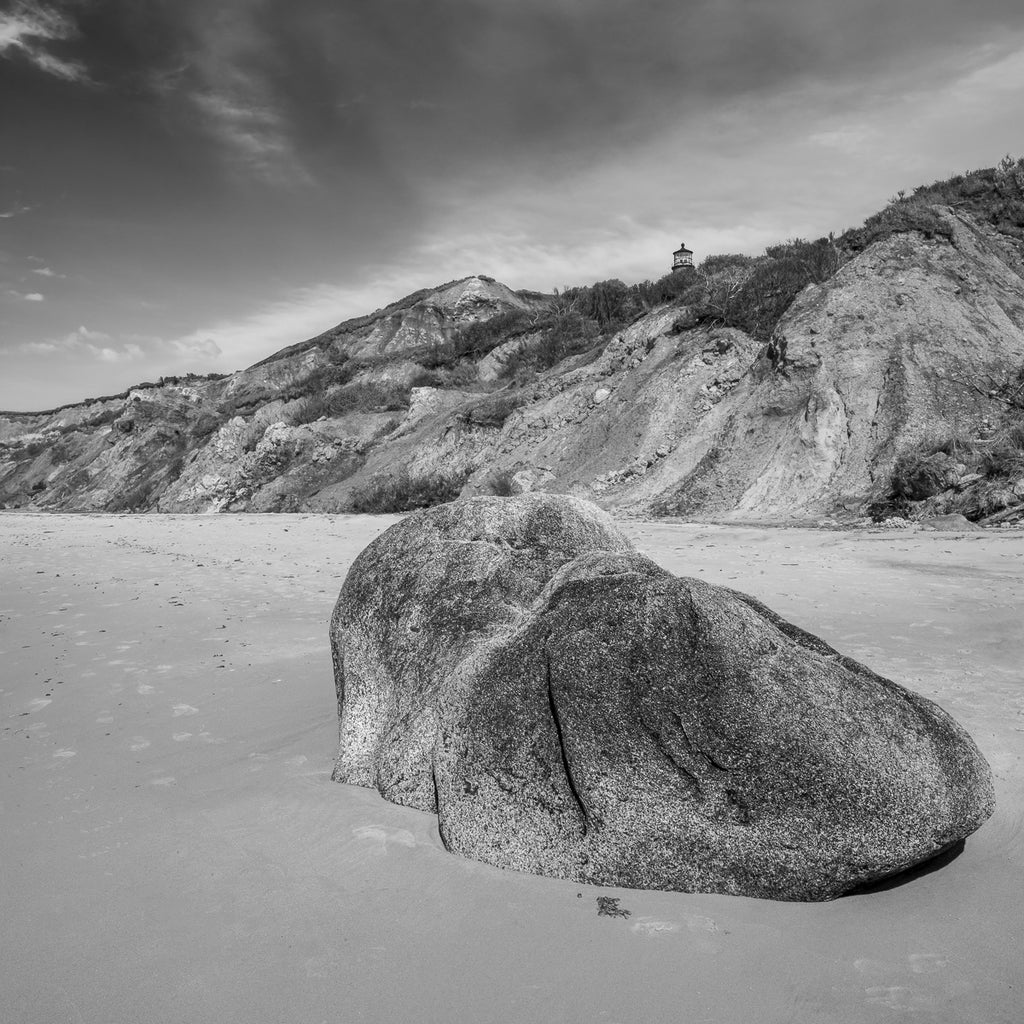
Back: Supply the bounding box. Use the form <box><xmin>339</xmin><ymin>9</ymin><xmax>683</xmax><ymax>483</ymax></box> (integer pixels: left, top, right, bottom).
<box><xmin>854</xmin><ymin>958</ymin><xmax>890</xmax><ymax>977</ymax></box>
<box><xmin>353</xmin><ymin>825</ymin><xmax>418</xmax><ymax>849</ymax></box>
<box><xmin>684</xmin><ymin>913</ymin><xmax>720</xmax><ymax>933</ymax></box>
<box><xmin>129</xmin><ymin>737</ymin><xmax>151</xmax><ymax>751</ymax></box>
<box><xmin>908</xmin><ymin>953</ymin><xmax>948</xmax><ymax>975</ymax></box>
<box><xmin>864</xmin><ymin>985</ymin><xmax>927</xmax><ymax>1012</ymax></box>
<box><xmin>172</xmin><ymin>704</ymin><xmax>198</xmax><ymax>717</ymax></box>
<box><xmin>630</xmin><ymin>918</ymin><xmax>682</xmax><ymax>936</ymax></box>
<box><xmin>854</xmin><ymin>953</ymin><xmax>953</xmax><ymax>1011</ymax></box>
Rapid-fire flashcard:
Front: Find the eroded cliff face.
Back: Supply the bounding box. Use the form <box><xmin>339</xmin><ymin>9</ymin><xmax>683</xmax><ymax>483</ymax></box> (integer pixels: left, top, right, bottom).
<box><xmin>2</xmin><ymin>213</ymin><xmax>1022</xmax><ymax>520</ymax></box>
<box><xmin>633</xmin><ymin>209</ymin><xmax>1024</xmax><ymax>518</ymax></box>
<box><xmin>0</xmin><ymin>276</ymin><xmax>538</xmax><ymax>513</ymax></box>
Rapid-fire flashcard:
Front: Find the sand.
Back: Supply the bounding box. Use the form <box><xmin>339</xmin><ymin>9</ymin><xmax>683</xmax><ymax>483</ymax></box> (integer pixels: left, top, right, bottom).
<box><xmin>1</xmin><ymin>512</ymin><xmax>1021</xmax><ymax>1024</ymax></box>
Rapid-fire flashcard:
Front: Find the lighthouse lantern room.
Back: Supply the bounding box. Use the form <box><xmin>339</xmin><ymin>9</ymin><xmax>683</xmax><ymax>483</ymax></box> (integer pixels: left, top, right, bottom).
<box><xmin>672</xmin><ymin>242</ymin><xmax>694</xmax><ymax>271</ymax></box>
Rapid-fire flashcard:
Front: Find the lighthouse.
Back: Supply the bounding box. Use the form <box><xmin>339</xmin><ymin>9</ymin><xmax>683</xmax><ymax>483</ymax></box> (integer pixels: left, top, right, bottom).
<box><xmin>671</xmin><ymin>242</ymin><xmax>694</xmax><ymax>272</ymax></box>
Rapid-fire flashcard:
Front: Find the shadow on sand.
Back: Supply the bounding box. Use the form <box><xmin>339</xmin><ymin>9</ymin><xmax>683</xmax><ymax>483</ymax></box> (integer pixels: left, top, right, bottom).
<box><xmin>846</xmin><ymin>838</ymin><xmax>966</xmax><ymax>896</ymax></box>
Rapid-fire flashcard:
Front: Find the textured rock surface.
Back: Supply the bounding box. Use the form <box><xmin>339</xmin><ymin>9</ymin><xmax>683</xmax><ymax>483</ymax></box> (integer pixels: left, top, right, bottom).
<box><xmin>330</xmin><ymin>495</ymin><xmax>995</xmax><ymax>900</ymax></box>
<box><xmin>330</xmin><ymin>493</ymin><xmax>633</xmax><ymax>804</ymax></box>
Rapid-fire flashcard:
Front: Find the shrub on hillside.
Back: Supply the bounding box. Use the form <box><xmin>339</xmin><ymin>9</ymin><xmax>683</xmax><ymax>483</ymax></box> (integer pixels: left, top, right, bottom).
<box><xmin>417</xmin><ymin>310</ymin><xmax>533</xmax><ymax>370</ymax></box>
<box><xmin>890</xmin><ymin>436</ymin><xmax>968</xmax><ymax>501</ymax></box>
<box><xmin>481</xmin><ymin>467</ymin><xmax>517</xmax><ymax>496</ymax></box>
<box><xmin>631</xmin><ymin>269</ymin><xmax>702</xmax><ymax>308</ymax></box>
<box><xmin>289</xmin><ymin>381</ymin><xmax>413</xmax><ymax>425</ymax></box>
<box><xmin>840</xmin><ymin>155</ymin><xmax>1024</xmax><ymax>252</ymax></box>
<box><xmin>675</xmin><ymin>238</ymin><xmax>843</xmax><ymax>342</ymax></box>
<box><xmin>428</xmin><ymin>361</ymin><xmax>479</xmax><ymax>389</ymax></box>
<box><xmin>451</xmin><ymin>310</ymin><xmax>533</xmax><ymax>359</ymax></box>
<box><xmin>221</xmin><ymin>384</ymin><xmax>273</xmax><ymax>418</ymax></box>
<box><xmin>497</xmin><ymin>301</ymin><xmax>601</xmax><ymax>379</ymax></box>
<box><xmin>20</xmin><ymin>439</ymin><xmax>50</xmax><ymax>458</ymax></box>
<box><xmin>108</xmin><ymin>477</ymin><xmax>155</xmax><ymax>512</ymax></box>
<box><xmin>561</xmin><ymin>279</ymin><xmax>644</xmax><ymax>329</ymax></box>
<box><xmin>459</xmin><ymin>391</ymin><xmax>527</xmax><ymax>429</ymax></box>
<box><xmin>875</xmin><ymin>413</ymin><xmax>1024</xmax><ymax>521</ymax></box>
<box><xmin>349</xmin><ymin>465</ymin><xmax>472</xmax><ymax>513</ymax></box>
<box><xmin>840</xmin><ymin>199</ymin><xmax>954</xmax><ymax>253</ymax></box>
<box><xmin>191</xmin><ymin>411</ymin><xmax>223</xmax><ymax>440</ymax></box>
<box><xmin>65</xmin><ymin>407</ymin><xmax>120</xmax><ymax>431</ymax></box>
<box><xmin>221</xmin><ymin>359</ymin><xmax>359</xmax><ymax>420</ymax></box>
<box><xmin>296</xmin><ymin>360</ymin><xmax>357</xmax><ymax>393</ymax></box>
<box><xmin>978</xmin><ymin>420</ymin><xmax>1024</xmax><ymax>479</ymax></box>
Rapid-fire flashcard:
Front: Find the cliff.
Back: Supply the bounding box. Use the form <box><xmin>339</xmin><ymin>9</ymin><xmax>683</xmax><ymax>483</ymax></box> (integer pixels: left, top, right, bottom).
<box><xmin>3</xmin><ymin>182</ymin><xmax>1024</xmax><ymax>523</ymax></box>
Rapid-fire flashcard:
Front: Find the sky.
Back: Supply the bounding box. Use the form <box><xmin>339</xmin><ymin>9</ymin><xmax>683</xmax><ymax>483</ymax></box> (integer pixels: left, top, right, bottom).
<box><xmin>2</xmin><ymin>0</ymin><xmax>1023</xmax><ymax>411</ymax></box>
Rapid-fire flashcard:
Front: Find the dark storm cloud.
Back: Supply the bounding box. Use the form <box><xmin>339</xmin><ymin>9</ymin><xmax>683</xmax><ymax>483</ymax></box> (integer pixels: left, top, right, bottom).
<box><xmin>18</xmin><ymin>0</ymin><xmax>1024</xmax><ymax>187</ymax></box>
<box><xmin>181</xmin><ymin>0</ymin><xmax>1024</xmax><ymax>189</ymax></box>
<box><xmin>203</xmin><ymin>0</ymin><xmax>1024</xmax><ymax>180</ymax></box>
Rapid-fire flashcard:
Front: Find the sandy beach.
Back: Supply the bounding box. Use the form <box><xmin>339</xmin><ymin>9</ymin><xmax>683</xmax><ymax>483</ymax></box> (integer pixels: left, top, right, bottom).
<box><xmin>2</xmin><ymin>512</ymin><xmax>1022</xmax><ymax>1024</ymax></box>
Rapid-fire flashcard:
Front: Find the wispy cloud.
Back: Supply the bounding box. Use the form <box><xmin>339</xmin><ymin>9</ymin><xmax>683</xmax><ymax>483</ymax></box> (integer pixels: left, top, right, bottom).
<box><xmin>0</xmin><ymin>2</ymin><xmax>89</xmax><ymax>82</ymax></box>
<box><xmin>13</xmin><ymin>291</ymin><xmax>45</xmax><ymax>302</ymax></box>
<box><xmin>167</xmin><ymin>334</ymin><xmax>222</xmax><ymax>361</ymax></box>
<box><xmin>191</xmin><ymin>88</ymin><xmax>311</xmax><ymax>186</ymax></box>
<box><xmin>0</xmin><ymin>202</ymin><xmax>33</xmax><ymax>219</ymax></box>
<box><xmin>31</xmin><ymin>265</ymin><xmax>63</xmax><ymax>278</ymax></box>
<box><xmin>180</xmin><ymin>9</ymin><xmax>312</xmax><ymax>187</ymax></box>
<box><xmin>17</xmin><ymin>325</ymin><xmax>143</xmax><ymax>363</ymax></box>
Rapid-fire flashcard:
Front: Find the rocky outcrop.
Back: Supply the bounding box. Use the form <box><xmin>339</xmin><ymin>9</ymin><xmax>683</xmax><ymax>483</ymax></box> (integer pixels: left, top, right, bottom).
<box><xmin>330</xmin><ymin>495</ymin><xmax>995</xmax><ymax>900</ymax></box>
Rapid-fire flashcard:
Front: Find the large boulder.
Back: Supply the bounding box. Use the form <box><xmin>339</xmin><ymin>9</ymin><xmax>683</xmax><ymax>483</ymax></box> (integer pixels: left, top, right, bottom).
<box><xmin>329</xmin><ymin>494</ymin><xmax>995</xmax><ymax>900</ymax></box>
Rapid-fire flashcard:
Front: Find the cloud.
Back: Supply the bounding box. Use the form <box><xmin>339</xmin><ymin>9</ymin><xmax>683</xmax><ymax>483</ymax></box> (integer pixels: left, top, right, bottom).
<box><xmin>169</xmin><ymin>335</ymin><xmax>222</xmax><ymax>361</ymax></box>
<box><xmin>175</xmin><ymin>8</ymin><xmax>313</xmax><ymax>187</ymax></box>
<box><xmin>31</xmin><ymin>265</ymin><xmax>63</xmax><ymax>277</ymax></box>
<box><xmin>0</xmin><ymin>203</ymin><xmax>33</xmax><ymax>219</ymax></box>
<box><xmin>95</xmin><ymin>343</ymin><xmax>143</xmax><ymax>363</ymax></box>
<box><xmin>16</xmin><ymin>325</ymin><xmax>144</xmax><ymax>363</ymax></box>
<box><xmin>0</xmin><ymin>2</ymin><xmax>89</xmax><ymax>82</ymax></box>
<box><xmin>191</xmin><ymin>88</ymin><xmax>311</xmax><ymax>185</ymax></box>
<box><xmin>19</xmin><ymin>340</ymin><xmax>59</xmax><ymax>354</ymax></box>
<box><xmin>21</xmin><ymin>291</ymin><xmax>45</xmax><ymax>301</ymax></box>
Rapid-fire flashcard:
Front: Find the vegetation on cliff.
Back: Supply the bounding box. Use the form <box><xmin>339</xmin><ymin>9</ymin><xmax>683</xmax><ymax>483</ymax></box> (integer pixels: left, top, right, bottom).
<box><xmin>3</xmin><ymin>158</ymin><xmax>1024</xmax><ymax>521</ymax></box>
<box><xmin>872</xmin><ymin>364</ymin><xmax>1024</xmax><ymax>523</ymax></box>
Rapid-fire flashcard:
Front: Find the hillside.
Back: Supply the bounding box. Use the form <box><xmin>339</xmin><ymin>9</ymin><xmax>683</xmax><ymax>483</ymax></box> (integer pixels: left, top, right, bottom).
<box><xmin>3</xmin><ymin>161</ymin><xmax>1024</xmax><ymax>522</ymax></box>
